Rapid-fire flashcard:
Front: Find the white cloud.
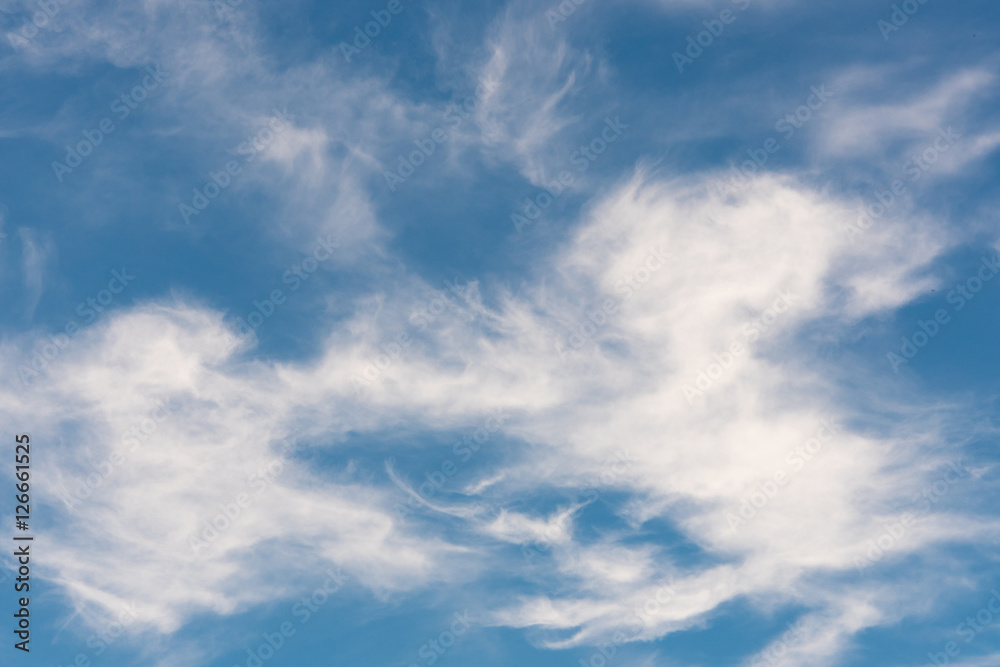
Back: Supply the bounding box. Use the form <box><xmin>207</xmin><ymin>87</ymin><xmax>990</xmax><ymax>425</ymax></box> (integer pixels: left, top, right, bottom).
<box><xmin>819</xmin><ymin>67</ymin><xmax>996</xmax><ymax>166</ymax></box>
<box><xmin>18</xmin><ymin>226</ymin><xmax>55</xmax><ymax>320</ymax></box>
<box><xmin>5</xmin><ymin>166</ymin><xmax>994</xmax><ymax>667</ymax></box>
<box><xmin>470</xmin><ymin>5</ymin><xmax>602</xmax><ymax>186</ymax></box>
<box><xmin>4</xmin><ymin>5</ymin><xmax>999</xmax><ymax>664</ymax></box>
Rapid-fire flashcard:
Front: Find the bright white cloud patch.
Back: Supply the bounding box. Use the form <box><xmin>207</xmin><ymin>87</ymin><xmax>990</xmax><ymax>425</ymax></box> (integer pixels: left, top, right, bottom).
<box><xmin>2</xmin><ymin>0</ymin><xmax>999</xmax><ymax>665</ymax></box>
<box><xmin>3</xmin><ymin>169</ymin><xmax>993</xmax><ymax>665</ymax></box>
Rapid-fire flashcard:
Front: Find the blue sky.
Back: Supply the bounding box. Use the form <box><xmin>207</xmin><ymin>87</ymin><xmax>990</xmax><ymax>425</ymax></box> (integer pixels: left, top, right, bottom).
<box><xmin>1</xmin><ymin>0</ymin><xmax>1000</xmax><ymax>665</ymax></box>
